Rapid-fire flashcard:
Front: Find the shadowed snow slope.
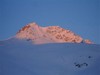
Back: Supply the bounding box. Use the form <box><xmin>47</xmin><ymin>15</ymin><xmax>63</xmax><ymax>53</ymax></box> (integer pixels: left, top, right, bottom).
<box><xmin>0</xmin><ymin>38</ymin><xmax>100</xmax><ymax>75</ymax></box>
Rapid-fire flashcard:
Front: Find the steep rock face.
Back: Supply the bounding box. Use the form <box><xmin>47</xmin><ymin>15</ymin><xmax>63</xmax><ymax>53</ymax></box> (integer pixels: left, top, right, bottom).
<box><xmin>44</xmin><ymin>26</ymin><xmax>83</xmax><ymax>43</ymax></box>
<box><xmin>16</xmin><ymin>22</ymin><xmax>92</xmax><ymax>44</ymax></box>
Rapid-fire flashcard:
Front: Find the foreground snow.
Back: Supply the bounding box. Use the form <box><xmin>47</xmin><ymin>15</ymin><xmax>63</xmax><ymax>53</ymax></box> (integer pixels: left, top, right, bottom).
<box><xmin>0</xmin><ymin>38</ymin><xmax>100</xmax><ymax>75</ymax></box>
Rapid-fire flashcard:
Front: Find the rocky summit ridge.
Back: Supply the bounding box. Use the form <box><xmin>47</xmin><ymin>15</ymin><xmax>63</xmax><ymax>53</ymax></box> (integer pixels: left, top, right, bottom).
<box><xmin>15</xmin><ymin>22</ymin><xmax>92</xmax><ymax>44</ymax></box>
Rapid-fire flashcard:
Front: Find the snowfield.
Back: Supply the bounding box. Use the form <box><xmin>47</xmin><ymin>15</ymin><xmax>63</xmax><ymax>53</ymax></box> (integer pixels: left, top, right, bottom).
<box><xmin>0</xmin><ymin>38</ymin><xmax>100</xmax><ymax>75</ymax></box>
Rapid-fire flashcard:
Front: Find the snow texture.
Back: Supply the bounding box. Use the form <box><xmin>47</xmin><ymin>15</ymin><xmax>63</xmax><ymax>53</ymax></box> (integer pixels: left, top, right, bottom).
<box><xmin>0</xmin><ymin>38</ymin><xmax>100</xmax><ymax>75</ymax></box>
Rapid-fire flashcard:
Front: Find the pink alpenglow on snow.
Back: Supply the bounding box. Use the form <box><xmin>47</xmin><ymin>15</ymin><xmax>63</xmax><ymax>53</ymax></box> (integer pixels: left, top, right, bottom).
<box><xmin>15</xmin><ymin>22</ymin><xmax>92</xmax><ymax>44</ymax></box>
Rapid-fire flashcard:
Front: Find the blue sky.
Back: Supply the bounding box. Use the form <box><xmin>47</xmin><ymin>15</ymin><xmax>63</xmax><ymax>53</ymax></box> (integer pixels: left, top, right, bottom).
<box><xmin>0</xmin><ymin>0</ymin><xmax>100</xmax><ymax>44</ymax></box>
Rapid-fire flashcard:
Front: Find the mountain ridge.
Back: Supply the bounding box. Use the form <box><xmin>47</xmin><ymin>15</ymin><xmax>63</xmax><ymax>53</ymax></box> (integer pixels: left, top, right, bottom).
<box><xmin>15</xmin><ymin>22</ymin><xmax>92</xmax><ymax>44</ymax></box>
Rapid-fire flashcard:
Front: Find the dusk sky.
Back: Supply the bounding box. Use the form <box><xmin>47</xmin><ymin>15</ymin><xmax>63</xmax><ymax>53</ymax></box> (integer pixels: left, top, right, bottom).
<box><xmin>0</xmin><ymin>0</ymin><xmax>100</xmax><ymax>44</ymax></box>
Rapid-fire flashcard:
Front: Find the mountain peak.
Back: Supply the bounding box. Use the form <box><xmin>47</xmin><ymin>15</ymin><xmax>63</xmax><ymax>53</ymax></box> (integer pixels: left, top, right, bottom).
<box><xmin>16</xmin><ymin>22</ymin><xmax>39</xmax><ymax>33</ymax></box>
<box><xmin>28</xmin><ymin>22</ymin><xmax>39</xmax><ymax>27</ymax></box>
<box><xmin>16</xmin><ymin>22</ymin><xmax>92</xmax><ymax>44</ymax></box>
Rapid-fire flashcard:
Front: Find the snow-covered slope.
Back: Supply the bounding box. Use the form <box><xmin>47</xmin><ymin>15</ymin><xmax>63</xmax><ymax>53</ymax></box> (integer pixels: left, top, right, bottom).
<box><xmin>0</xmin><ymin>38</ymin><xmax>100</xmax><ymax>75</ymax></box>
<box><xmin>15</xmin><ymin>22</ymin><xmax>92</xmax><ymax>44</ymax></box>
<box><xmin>0</xmin><ymin>22</ymin><xmax>98</xmax><ymax>75</ymax></box>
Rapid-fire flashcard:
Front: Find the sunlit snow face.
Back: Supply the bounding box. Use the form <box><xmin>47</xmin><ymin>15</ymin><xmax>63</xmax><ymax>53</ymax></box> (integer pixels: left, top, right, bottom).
<box><xmin>15</xmin><ymin>22</ymin><xmax>92</xmax><ymax>44</ymax></box>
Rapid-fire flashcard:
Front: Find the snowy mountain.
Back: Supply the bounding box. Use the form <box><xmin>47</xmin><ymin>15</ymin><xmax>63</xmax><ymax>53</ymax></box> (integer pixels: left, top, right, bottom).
<box><xmin>15</xmin><ymin>22</ymin><xmax>92</xmax><ymax>44</ymax></box>
<box><xmin>0</xmin><ymin>22</ymin><xmax>99</xmax><ymax>75</ymax></box>
<box><xmin>0</xmin><ymin>38</ymin><xmax>100</xmax><ymax>75</ymax></box>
